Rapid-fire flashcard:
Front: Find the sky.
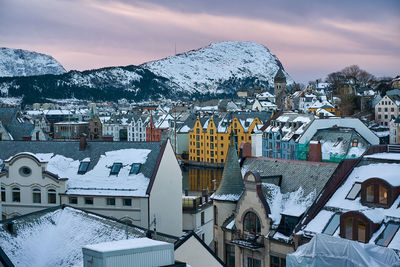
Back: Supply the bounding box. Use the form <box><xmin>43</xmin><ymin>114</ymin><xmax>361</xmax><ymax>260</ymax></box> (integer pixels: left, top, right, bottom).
<box><xmin>0</xmin><ymin>0</ymin><xmax>399</xmax><ymax>83</ymax></box>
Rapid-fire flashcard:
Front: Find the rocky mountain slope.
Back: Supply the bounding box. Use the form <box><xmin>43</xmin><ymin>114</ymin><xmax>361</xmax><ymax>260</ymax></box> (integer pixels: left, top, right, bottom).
<box><xmin>0</xmin><ymin>42</ymin><xmax>293</xmax><ymax>104</ymax></box>
<box><xmin>0</xmin><ymin>48</ymin><xmax>66</xmax><ymax>77</ymax></box>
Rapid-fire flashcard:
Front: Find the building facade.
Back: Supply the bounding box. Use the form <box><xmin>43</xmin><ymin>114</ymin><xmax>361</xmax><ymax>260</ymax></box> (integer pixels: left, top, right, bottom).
<box><xmin>375</xmin><ymin>94</ymin><xmax>400</xmax><ymax>126</ymax></box>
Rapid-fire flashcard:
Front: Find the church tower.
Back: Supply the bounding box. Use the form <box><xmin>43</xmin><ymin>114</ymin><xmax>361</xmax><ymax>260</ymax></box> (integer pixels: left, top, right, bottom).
<box><xmin>274</xmin><ymin>68</ymin><xmax>287</xmax><ymax>110</ymax></box>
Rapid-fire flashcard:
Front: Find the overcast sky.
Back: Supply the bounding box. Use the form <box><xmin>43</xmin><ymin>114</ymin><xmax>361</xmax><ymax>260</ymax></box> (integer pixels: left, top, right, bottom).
<box><xmin>1</xmin><ymin>0</ymin><xmax>399</xmax><ymax>83</ymax></box>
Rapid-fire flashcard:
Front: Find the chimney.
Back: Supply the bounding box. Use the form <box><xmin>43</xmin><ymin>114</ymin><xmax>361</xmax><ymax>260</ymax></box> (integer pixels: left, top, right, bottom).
<box><xmin>23</xmin><ymin>136</ymin><xmax>32</xmax><ymax>141</ymax></box>
<box><xmin>79</xmin><ymin>134</ymin><xmax>87</xmax><ymax>151</ymax></box>
<box><xmin>308</xmin><ymin>141</ymin><xmax>322</xmax><ymax>162</ymax></box>
<box><xmin>240</xmin><ymin>142</ymin><xmax>252</xmax><ymax>158</ymax></box>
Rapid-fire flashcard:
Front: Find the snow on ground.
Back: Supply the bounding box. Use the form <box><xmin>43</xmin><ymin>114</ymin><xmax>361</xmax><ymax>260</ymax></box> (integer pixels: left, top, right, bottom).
<box><xmin>0</xmin><ymin>97</ymin><xmax>22</xmax><ymax>105</ymax></box>
<box><xmin>0</xmin><ymin>207</ymin><xmax>141</xmax><ymax>267</ymax></box>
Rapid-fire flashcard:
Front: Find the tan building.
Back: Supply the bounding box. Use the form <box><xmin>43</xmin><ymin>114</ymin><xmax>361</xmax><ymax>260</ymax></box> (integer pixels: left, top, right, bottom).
<box><xmin>212</xmin><ymin>142</ymin><xmax>339</xmax><ymax>267</ymax></box>
<box><xmin>88</xmin><ymin>114</ymin><xmax>102</xmax><ymax>140</ymax></box>
<box><xmin>375</xmin><ymin>94</ymin><xmax>400</xmax><ymax>126</ymax></box>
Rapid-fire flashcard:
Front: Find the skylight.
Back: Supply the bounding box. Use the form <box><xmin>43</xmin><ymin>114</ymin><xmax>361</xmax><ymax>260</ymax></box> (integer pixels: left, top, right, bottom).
<box><xmin>110</xmin><ymin>163</ymin><xmax>122</xmax><ymax>175</ymax></box>
<box><xmin>322</xmin><ymin>213</ymin><xmax>340</xmax><ymax>235</ymax></box>
<box><xmin>376</xmin><ymin>223</ymin><xmax>400</xmax><ymax>247</ymax></box>
<box><xmin>77</xmin><ymin>162</ymin><xmax>90</xmax><ymax>174</ymax></box>
<box><xmin>345</xmin><ymin>182</ymin><xmax>361</xmax><ymax>200</ymax></box>
<box><xmin>130</xmin><ymin>163</ymin><xmax>141</xmax><ymax>175</ymax></box>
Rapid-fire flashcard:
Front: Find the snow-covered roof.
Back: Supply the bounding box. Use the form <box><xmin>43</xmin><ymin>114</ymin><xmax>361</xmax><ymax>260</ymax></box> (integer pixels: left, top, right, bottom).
<box><xmin>0</xmin><ymin>206</ymin><xmax>177</xmax><ymax>267</ymax></box>
<box><xmin>0</xmin><ymin>141</ymin><xmax>166</xmax><ymax>197</ymax></box>
<box><xmin>303</xmin><ymin>153</ymin><xmax>400</xmax><ymax>251</ymax></box>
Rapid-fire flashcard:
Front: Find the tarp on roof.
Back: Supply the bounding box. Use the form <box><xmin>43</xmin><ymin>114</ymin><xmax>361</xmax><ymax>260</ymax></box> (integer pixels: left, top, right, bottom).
<box><xmin>287</xmin><ymin>234</ymin><xmax>400</xmax><ymax>267</ymax></box>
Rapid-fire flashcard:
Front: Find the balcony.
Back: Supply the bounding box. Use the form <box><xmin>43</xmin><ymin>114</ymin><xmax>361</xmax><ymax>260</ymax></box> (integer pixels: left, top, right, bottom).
<box><xmin>231</xmin><ymin>231</ymin><xmax>264</xmax><ymax>250</ymax></box>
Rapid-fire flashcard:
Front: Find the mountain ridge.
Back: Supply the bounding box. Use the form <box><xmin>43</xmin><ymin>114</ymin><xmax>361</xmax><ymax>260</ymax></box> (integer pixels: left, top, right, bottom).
<box><xmin>0</xmin><ymin>47</ymin><xmax>66</xmax><ymax>77</ymax></box>
<box><xmin>0</xmin><ymin>41</ymin><xmax>294</xmax><ymax>104</ymax></box>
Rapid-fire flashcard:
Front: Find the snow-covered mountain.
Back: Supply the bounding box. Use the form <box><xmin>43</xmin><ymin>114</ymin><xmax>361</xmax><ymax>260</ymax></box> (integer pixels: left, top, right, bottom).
<box><xmin>0</xmin><ymin>48</ymin><xmax>66</xmax><ymax>77</ymax></box>
<box><xmin>0</xmin><ymin>41</ymin><xmax>294</xmax><ymax>104</ymax></box>
<box><xmin>143</xmin><ymin>41</ymin><xmax>293</xmax><ymax>94</ymax></box>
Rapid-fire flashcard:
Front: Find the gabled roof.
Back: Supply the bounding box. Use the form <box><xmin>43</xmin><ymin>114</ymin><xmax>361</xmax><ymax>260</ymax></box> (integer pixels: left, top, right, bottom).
<box><xmin>211</xmin><ymin>143</ymin><xmax>244</xmax><ymax>202</ymax></box>
<box><xmin>174</xmin><ymin>232</ymin><xmax>227</xmax><ymax>267</ymax></box>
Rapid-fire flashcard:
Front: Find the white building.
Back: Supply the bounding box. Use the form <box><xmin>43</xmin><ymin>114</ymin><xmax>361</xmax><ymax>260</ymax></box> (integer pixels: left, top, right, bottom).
<box><xmin>103</xmin><ymin>113</ymin><xmax>147</xmax><ymax>141</ymax></box>
<box><xmin>389</xmin><ymin>116</ymin><xmax>400</xmax><ymax>144</ymax></box>
<box><xmin>0</xmin><ymin>139</ymin><xmax>182</xmax><ymax>237</ymax></box>
<box><xmin>375</xmin><ymin>94</ymin><xmax>400</xmax><ymax>126</ymax></box>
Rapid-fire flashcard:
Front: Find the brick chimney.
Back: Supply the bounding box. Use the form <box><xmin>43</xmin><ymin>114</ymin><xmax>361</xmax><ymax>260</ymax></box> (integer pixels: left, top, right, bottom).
<box><xmin>79</xmin><ymin>134</ymin><xmax>87</xmax><ymax>151</ymax></box>
<box><xmin>308</xmin><ymin>141</ymin><xmax>322</xmax><ymax>162</ymax></box>
<box><xmin>240</xmin><ymin>142</ymin><xmax>252</xmax><ymax>158</ymax></box>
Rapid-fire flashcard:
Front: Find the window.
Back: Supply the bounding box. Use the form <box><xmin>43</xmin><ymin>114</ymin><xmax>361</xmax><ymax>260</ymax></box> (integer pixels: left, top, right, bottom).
<box><xmin>12</xmin><ymin>188</ymin><xmax>20</xmax><ymax>202</ymax></box>
<box><xmin>346</xmin><ymin>183</ymin><xmax>361</xmax><ymax>200</ymax></box>
<box><xmin>278</xmin><ymin>215</ymin><xmax>300</xmax><ymax>236</ymax></box>
<box><xmin>270</xmin><ymin>255</ymin><xmax>286</xmax><ymax>267</ymax></box>
<box><xmin>1</xmin><ymin>187</ymin><xmax>5</xmax><ymax>202</ymax></box>
<box><xmin>358</xmin><ymin>221</ymin><xmax>366</xmax><ymax>243</ymax></box>
<box><xmin>123</xmin><ymin>198</ymin><xmax>132</xmax><ymax>206</ymax></box>
<box><xmin>78</xmin><ymin>161</ymin><xmax>90</xmax><ymax>174</ymax></box>
<box><xmin>352</xmin><ymin>139</ymin><xmax>358</xmax><ymax>147</ymax></box>
<box><xmin>106</xmin><ymin>198</ymin><xmax>116</xmax><ymax>205</ymax></box>
<box><xmin>379</xmin><ymin>185</ymin><xmax>388</xmax><ymax>205</ymax></box>
<box><xmin>201</xmin><ymin>211</ymin><xmax>205</xmax><ymax>225</ymax></box>
<box><xmin>323</xmin><ymin>213</ymin><xmax>340</xmax><ymax>235</ymax></box>
<box><xmin>225</xmin><ymin>244</ymin><xmax>235</xmax><ymax>267</ymax></box>
<box><xmin>85</xmin><ymin>197</ymin><xmax>94</xmax><ymax>205</ymax></box>
<box><xmin>247</xmin><ymin>257</ymin><xmax>261</xmax><ymax>267</ymax></box>
<box><xmin>243</xmin><ymin>211</ymin><xmax>261</xmax><ymax>234</ymax></box>
<box><xmin>32</xmin><ymin>188</ymin><xmax>41</xmax><ymax>203</ymax></box>
<box><xmin>48</xmin><ymin>189</ymin><xmax>56</xmax><ymax>204</ymax></box>
<box><xmin>345</xmin><ymin>217</ymin><xmax>353</xmax><ymax>239</ymax></box>
<box><xmin>130</xmin><ymin>163</ymin><xmax>141</xmax><ymax>174</ymax></box>
<box><xmin>214</xmin><ymin>206</ymin><xmax>218</xmax><ymax>225</ymax></box>
<box><xmin>376</xmin><ymin>223</ymin><xmax>400</xmax><ymax>246</ymax></box>
<box><xmin>110</xmin><ymin>163</ymin><xmax>122</xmax><ymax>175</ymax></box>
<box><xmin>19</xmin><ymin>166</ymin><xmax>32</xmax><ymax>177</ymax></box>
<box><xmin>366</xmin><ymin>185</ymin><xmax>374</xmax><ymax>202</ymax></box>
<box><xmin>69</xmin><ymin>197</ymin><xmax>78</xmax><ymax>204</ymax></box>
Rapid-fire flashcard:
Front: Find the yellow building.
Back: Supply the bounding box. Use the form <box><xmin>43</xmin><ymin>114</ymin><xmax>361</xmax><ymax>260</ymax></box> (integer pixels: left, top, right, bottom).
<box><xmin>308</xmin><ymin>103</ymin><xmax>339</xmax><ymax>116</ymax></box>
<box><xmin>188</xmin><ymin>113</ymin><xmax>265</xmax><ymax>164</ymax></box>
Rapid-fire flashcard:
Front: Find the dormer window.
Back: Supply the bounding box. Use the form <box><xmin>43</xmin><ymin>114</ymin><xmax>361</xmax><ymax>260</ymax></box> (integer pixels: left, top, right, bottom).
<box><xmin>340</xmin><ymin>211</ymin><xmax>378</xmax><ymax>243</ymax></box>
<box><xmin>362</xmin><ymin>178</ymin><xmax>392</xmax><ymax>207</ymax></box>
<box><xmin>110</xmin><ymin>163</ymin><xmax>122</xmax><ymax>175</ymax></box>
<box><xmin>78</xmin><ymin>162</ymin><xmax>90</xmax><ymax>174</ymax></box>
<box><xmin>130</xmin><ymin>163</ymin><xmax>141</xmax><ymax>175</ymax></box>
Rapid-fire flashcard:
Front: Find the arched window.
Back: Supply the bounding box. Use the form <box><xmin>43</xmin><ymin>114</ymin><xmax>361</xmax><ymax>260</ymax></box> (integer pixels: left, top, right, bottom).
<box><xmin>379</xmin><ymin>185</ymin><xmax>388</xmax><ymax>205</ymax></box>
<box><xmin>243</xmin><ymin>211</ymin><xmax>261</xmax><ymax>234</ymax></box>
<box><xmin>32</xmin><ymin>188</ymin><xmax>41</xmax><ymax>203</ymax></box>
<box><xmin>12</xmin><ymin>187</ymin><xmax>20</xmax><ymax>202</ymax></box>
<box><xmin>366</xmin><ymin>185</ymin><xmax>374</xmax><ymax>202</ymax></box>
<box><xmin>48</xmin><ymin>189</ymin><xmax>57</xmax><ymax>204</ymax></box>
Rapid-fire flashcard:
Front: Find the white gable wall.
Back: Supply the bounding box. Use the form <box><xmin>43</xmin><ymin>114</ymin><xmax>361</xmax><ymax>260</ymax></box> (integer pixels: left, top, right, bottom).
<box><xmin>175</xmin><ymin>235</ymin><xmax>224</xmax><ymax>267</ymax></box>
<box><xmin>149</xmin><ymin>140</ymin><xmax>182</xmax><ymax>237</ymax></box>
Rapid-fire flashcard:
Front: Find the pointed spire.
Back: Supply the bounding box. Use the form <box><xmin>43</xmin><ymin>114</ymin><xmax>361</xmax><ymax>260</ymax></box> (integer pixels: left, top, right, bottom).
<box><xmin>211</xmin><ymin>142</ymin><xmax>244</xmax><ymax>202</ymax></box>
<box><xmin>274</xmin><ymin>68</ymin><xmax>286</xmax><ymax>83</ymax></box>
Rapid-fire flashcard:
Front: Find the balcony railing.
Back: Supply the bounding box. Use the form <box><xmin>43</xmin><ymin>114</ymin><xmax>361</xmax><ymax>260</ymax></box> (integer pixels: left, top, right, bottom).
<box><xmin>231</xmin><ymin>231</ymin><xmax>264</xmax><ymax>249</ymax></box>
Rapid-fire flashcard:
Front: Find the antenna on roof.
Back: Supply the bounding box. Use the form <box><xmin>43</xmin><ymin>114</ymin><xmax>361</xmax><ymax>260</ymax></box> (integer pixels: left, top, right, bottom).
<box><xmin>174</xmin><ymin>42</ymin><xmax>177</xmax><ymax>55</ymax></box>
